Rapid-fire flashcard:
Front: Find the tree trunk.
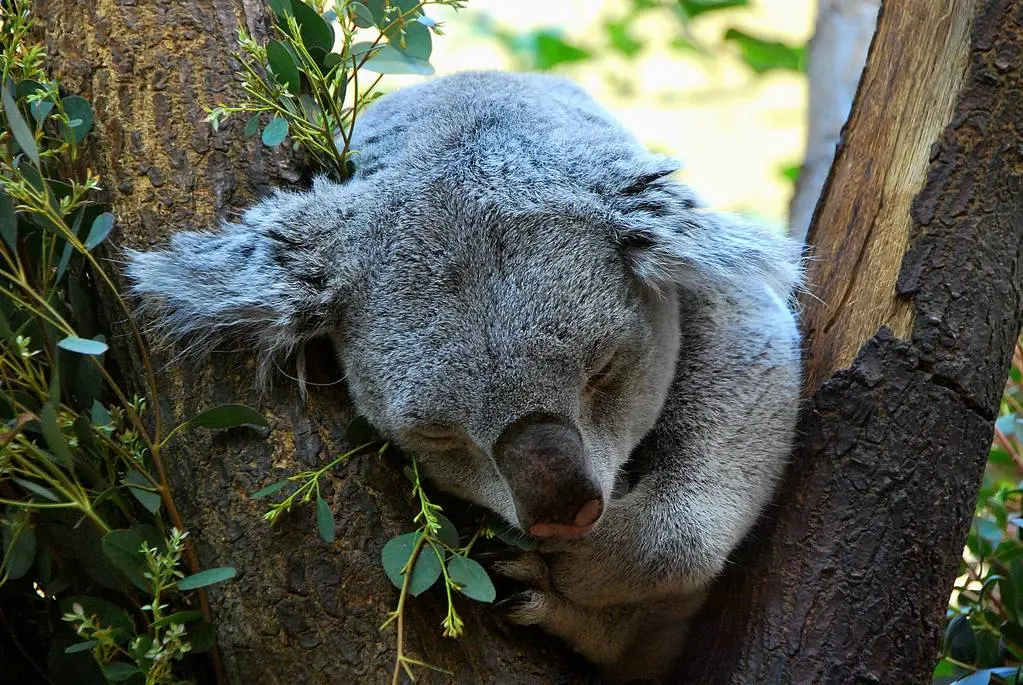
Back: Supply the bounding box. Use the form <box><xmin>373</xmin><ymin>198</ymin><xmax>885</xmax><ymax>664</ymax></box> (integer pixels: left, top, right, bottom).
<box><xmin>38</xmin><ymin>2</ymin><xmax>590</xmax><ymax>684</ymax></box>
<box><xmin>677</xmin><ymin>0</ymin><xmax>1023</xmax><ymax>682</ymax></box>
<box><xmin>789</xmin><ymin>0</ymin><xmax>880</xmax><ymax>242</ymax></box>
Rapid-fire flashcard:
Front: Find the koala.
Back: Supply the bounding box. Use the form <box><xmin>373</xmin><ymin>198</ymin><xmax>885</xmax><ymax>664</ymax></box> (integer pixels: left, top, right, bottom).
<box><xmin>125</xmin><ymin>71</ymin><xmax>803</xmax><ymax>682</ymax></box>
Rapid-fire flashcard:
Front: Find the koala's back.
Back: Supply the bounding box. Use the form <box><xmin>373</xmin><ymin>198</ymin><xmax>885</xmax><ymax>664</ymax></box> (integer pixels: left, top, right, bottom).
<box><xmin>350</xmin><ymin>72</ymin><xmax>646</xmax><ymax>188</ymax></box>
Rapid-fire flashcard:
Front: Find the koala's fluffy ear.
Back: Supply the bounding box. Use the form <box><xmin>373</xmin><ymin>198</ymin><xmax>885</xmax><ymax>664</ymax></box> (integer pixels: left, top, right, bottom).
<box><xmin>611</xmin><ymin>157</ymin><xmax>804</xmax><ymax>299</ymax></box>
<box><xmin>124</xmin><ymin>180</ymin><xmax>353</xmax><ymax>368</ymax></box>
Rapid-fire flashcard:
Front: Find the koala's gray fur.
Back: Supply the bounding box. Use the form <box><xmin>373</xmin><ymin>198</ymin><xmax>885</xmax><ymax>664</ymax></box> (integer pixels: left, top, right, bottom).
<box><xmin>125</xmin><ymin>71</ymin><xmax>803</xmax><ymax>682</ymax></box>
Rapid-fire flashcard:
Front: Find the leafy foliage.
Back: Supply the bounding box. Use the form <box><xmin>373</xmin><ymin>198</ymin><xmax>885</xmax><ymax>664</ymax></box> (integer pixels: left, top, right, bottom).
<box><xmin>206</xmin><ymin>0</ymin><xmax>466</xmax><ymax>181</ymax></box>
<box><xmin>0</xmin><ymin>2</ymin><xmax>261</xmax><ymax>682</ymax></box>
<box><xmin>480</xmin><ymin>0</ymin><xmax>806</xmax><ymax>76</ymax></box>
<box><xmin>934</xmin><ymin>342</ymin><xmax>1023</xmax><ymax>685</ymax></box>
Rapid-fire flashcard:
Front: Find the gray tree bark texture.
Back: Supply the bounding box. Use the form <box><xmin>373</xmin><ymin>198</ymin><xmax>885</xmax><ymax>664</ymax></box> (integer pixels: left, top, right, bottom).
<box><xmin>789</xmin><ymin>0</ymin><xmax>880</xmax><ymax>242</ymax></box>
<box><xmin>36</xmin><ymin>0</ymin><xmax>1023</xmax><ymax>684</ymax></box>
<box><xmin>37</xmin><ymin>2</ymin><xmax>591</xmax><ymax>684</ymax></box>
<box><xmin>677</xmin><ymin>0</ymin><xmax>1023</xmax><ymax>682</ymax></box>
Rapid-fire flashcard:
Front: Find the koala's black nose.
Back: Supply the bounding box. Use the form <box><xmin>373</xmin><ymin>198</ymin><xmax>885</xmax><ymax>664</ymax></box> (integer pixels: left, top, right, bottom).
<box><xmin>493</xmin><ymin>412</ymin><xmax>604</xmax><ymax>540</ymax></box>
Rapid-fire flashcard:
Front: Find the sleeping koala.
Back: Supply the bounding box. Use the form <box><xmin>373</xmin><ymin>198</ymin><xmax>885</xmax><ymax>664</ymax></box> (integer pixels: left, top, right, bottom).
<box><xmin>126</xmin><ymin>71</ymin><xmax>803</xmax><ymax>682</ymax></box>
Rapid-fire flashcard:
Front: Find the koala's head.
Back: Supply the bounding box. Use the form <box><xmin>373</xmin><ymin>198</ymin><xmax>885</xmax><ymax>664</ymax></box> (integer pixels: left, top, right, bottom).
<box><xmin>126</xmin><ymin>159</ymin><xmax>800</xmax><ymax>540</ymax></box>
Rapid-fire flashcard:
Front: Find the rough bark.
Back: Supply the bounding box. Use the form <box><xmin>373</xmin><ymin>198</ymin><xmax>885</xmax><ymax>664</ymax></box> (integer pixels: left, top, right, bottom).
<box><xmin>677</xmin><ymin>0</ymin><xmax>1023</xmax><ymax>682</ymax></box>
<box><xmin>39</xmin><ymin>2</ymin><xmax>590</xmax><ymax>684</ymax></box>
<box><xmin>789</xmin><ymin>0</ymin><xmax>880</xmax><ymax>242</ymax></box>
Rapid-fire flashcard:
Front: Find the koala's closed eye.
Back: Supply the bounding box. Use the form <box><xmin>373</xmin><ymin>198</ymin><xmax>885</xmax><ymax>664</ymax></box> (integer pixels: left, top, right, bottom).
<box><xmin>585</xmin><ymin>353</ymin><xmax>619</xmax><ymax>392</ymax></box>
<box><xmin>410</xmin><ymin>425</ymin><xmax>462</xmax><ymax>447</ymax></box>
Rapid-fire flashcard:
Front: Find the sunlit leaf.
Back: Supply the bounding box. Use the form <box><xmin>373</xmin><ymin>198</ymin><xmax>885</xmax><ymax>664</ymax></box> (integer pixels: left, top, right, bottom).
<box><xmin>57</xmin><ymin>336</ymin><xmax>108</xmax><ymax>356</ymax></box>
<box><xmin>261</xmin><ymin>117</ymin><xmax>289</xmax><ymax>147</ymax></box>
<box><xmin>723</xmin><ymin>28</ymin><xmax>806</xmax><ymax>73</ymax></box>
<box><xmin>363</xmin><ymin>44</ymin><xmax>434</xmax><ymax>76</ymax></box>
<box><xmin>291</xmin><ymin>0</ymin><xmax>335</xmax><ymax>53</ymax></box>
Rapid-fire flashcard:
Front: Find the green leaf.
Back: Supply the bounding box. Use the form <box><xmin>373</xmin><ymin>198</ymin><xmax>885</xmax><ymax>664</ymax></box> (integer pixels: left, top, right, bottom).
<box><xmin>447</xmin><ymin>555</ymin><xmax>496</xmax><ymax>602</ymax></box>
<box><xmin>316</xmin><ymin>494</ymin><xmax>335</xmax><ymax>542</ymax></box>
<box><xmin>365</xmin><ymin>0</ymin><xmax>388</xmax><ymax>26</ymax></box>
<box><xmin>64</xmin><ymin>640</ymin><xmax>98</xmax><ymax>654</ymax></box>
<box><xmin>91</xmin><ymin>400</ymin><xmax>112</xmax><ymax>428</ymax></box>
<box><xmin>350</xmin><ymin>2</ymin><xmax>375</xmax><ymax>27</ymax></box>
<box><xmin>243</xmin><ymin>113</ymin><xmax>261</xmax><ymax>137</ymax></box>
<box><xmin>1</xmin><ymin>519</ymin><xmax>35</xmax><ymax>580</ymax></box>
<box><xmin>381</xmin><ymin>532</ymin><xmax>442</xmax><ymax>596</ymax></box>
<box><xmin>30</xmin><ymin>98</ymin><xmax>54</xmax><ymax>124</ymax></box>
<box><xmin>363</xmin><ymin>44</ymin><xmax>434</xmax><ymax>76</ymax></box>
<box><xmin>57</xmin><ymin>336</ymin><xmax>109</xmax><ymax>356</ymax></box>
<box><xmin>13</xmin><ymin>477</ymin><xmax>60</xmax><ymax>502</ymax></box>
<box><xmin>2</xmin><ymin>80</ymin><xmax>39</xmax><ymax>165</ymax></box>
<box><xmin>187</xmin><ymin>622</ymin><xmax>216</xmax><ymax>653</ymax></box>
<box><xmin>177</xmin><ymin>566</ymin><xmax>238</xmax><ymax>590</ymax></box>
<box><xmin>605</xmin><ymin>19</ymin><xmax>642</xmax><ymax>58</ymax></box>
<box><xmin>267</xmin><ymin>0</ymin><xmax>292</xmax><ymax>19</ymax></box>
<box><xmin>84</xmin><ymin>212</ymin><xmax>114</xmax><ymax>250</ymax></box>
<box><xmin>723</xmin><ymin>28</ymin><xmax>806</xmax><ymax>73</ymax></box>
<box><xmin>150</xmin><ymin>609</ymin><xmax>204</xmax><ymax>629</ymax></box>
<box><xmin>187</xmin><ymin>403</ymin><xmax>268</xmax><ymax>429</ymax></box>
<box><xmin>61</xmin><ymin>95</ymin><xmax>94</xmax><ymax>144</ymax></box>
<box><xmin>261</xmin><ymin>117</ymin><xmax>289</xmax><ymax>147</ymax></box>
<box><xmin>679</xmin><ymin>0</ymin><xmax>749</xmax><ymax>18</ymax></box>
<box><xmin>394</xmin><ymin>21</ymin><xmax>432</xmax><ymax>61</ymax></box>
<box><xmin>780</xmin><ymin>162</ymin><xmax>802</xmax><ymax>186</ymax></box>
<box><xmin>102</xmin><ymin>663</ymin><xmax>141</xmax><ymax>682</ymax></box>
<box><xmin>41</xmin><ymin>403</ymin><xmax>74</xmax><ymax>468</ymax></box>
<box><xmin>267</xmin><ymin>40</ymin><xmax>301</xmax><ymax>96</ymax></box>
<box><xmin>435</xmin><ymin>513</ymin><xmax>460</xmax><ymax>548</ymax></box>
<box><xmin>251</xmin><ymin>479</ymin><xmax>291</xmax><ymax>499</ymax></box>
<box><xmin>291</xmin><ymin>0</ymin><xmax>335</xmax><ymax>53</ymax></box>
<box><xmin>0</xmin><ymin>189</ymin><xmax>16</xmax><ymax>251</ymax></box>
<box><xmin>492</xmin><ymin>525</ymin><xmax>539</xmax><ymax>551</ymax></box>
<box><xmin>124</xmin><ymin>470</ymin><xmax>161</xmax><ymax>513</ymax></box>
<box><xmin>59</xmin><ymin>596</ymin><xmax>134</xmax><ymax>643</ymax></box>
<box><xmin>532</xmin><ymin>32</ymin><xmax>591</xmax><ymax>70</ymax></box>
<box><xmin>101</xmin><ymin>529</ymin><xmax>150</xmax><ymax>591</ymax></box>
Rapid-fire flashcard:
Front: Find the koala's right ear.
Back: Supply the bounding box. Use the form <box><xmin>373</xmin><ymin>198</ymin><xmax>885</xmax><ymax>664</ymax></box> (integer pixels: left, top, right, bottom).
<box><xmin>124</xmin><ymin>180</ymin><xmax>356</xmax><ymax>365</ymax></box>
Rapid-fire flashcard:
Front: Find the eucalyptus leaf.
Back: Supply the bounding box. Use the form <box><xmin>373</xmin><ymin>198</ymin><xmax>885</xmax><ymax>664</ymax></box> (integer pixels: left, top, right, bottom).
<box><xmin>267</xmin><ymin>40</ymin><xmax>301</xmax><ymax>95</ymax></box>
<box><xmin>84</xmin><ymin>212</ymin><xmax>114</xmax><ymax>250</ymax></box>
<box><xmin>351</xmin><ymin>1</ymin><xmax>375</xmax><ymax>27</ymax></box>
<box><xmin>177</xmin><ymin>566</ymin><xmax>238</xmax><ymax>590</ymax></box>
<box><xmin>2</xmin><ymin>80</ymin><xmax>39</xmax><ymax>164</ymax></box>
<box><xmin>435</xmin><ymin>513</ymin><xmax>460</xmax><ymax>548</ymax></box>
<box><xmin>316</xmin><ymin>494</ymin><xmax>335</xmax><ymax>542</ymax></box>
<box><xmin>381</xmin><ymin>532</ymin><xmax>442</xmax><ymax>596</ymax></box>
<box><xmin>57</xmin><ymin>336</ymin><xmax>108</xmax><ymax>356</ymax></box>
<box><xmin>362</xmin><ymin>44</ymin><xmax>434</xmax><ymax>76</ymax></box>
<box><xmin>59</xmin><ymin>595</ymin><xmax>134</xmax><ymax>643</ymax></box>
<box><xmin>150</xmin><ymin>609</ymin><xmax>203</xmax><ymax>629</ymax></box>
<box><xmin>447</xmin><ymin>555</ymin><xmax>496</xmax><ymax>602</ymax></box>
<box><xmin>251</xmin><ymin>479</ymin><xmax>291</xmax><ymax>499</ymax></box>
<box><xmin>100</xmin><ymin>529</ymin><xmax>150</xmax><ymax>592</ymax></box>
<box><xmin>102</xmin><ymin>663</ymin><xmax>141</xmax><ymax>682</ymax></box>
<box><xmin>30</xmin><ymin>98</ymin><xmax>54</xmax><ymax>124</ymax></box>
<box><xmin>124</xmin><ymin>470</ymin><xmax>161</xmax><ymax>513</ymax></box>
<box><xmin>13</xmin><ymin>477</ymin><xmax>60</xmax><ymax>502</ymax></box>
<box><xmin>0</xmin><ymin>190</ymin><xmax>15</xmax><ymax>251</ymax></box>
<box><xmin>244</xmin><ymin>113</ymin><xmax>261</xmax><ymax>137</ymax></box>
<box><xmin>187</xmin><ymin>403</ymin><xmax>268</xmax><ymax>429</ymax></box>
<box><xmin>64</xmin><ymin>640</ymin><xmax>98</xmax><ymax>654</ymax></box>
<box><xmin>267</xmin><ymin>0</ymin><xmax>292</xmax><ymax>19</ymax></box>
<box><xmin>395</xmin><ymin>21</ymin><xmax>432</xmax><ymax>61</ymax></box>
<box><xmin>292</xmin><ymin>0</ymin><xmax>335</xmax><ymax>53</ymax></box>
<box><xmin>261</xmin><ymin>117</ymin><xmax>289</xmax><ymax>147</ymax></box>
<box><xmin>41</xmin><ymin>403</ymin><xmax>74</xmax><ymax>468</ymax></box>
<box><xmin>1</xmin><ymin>520</ymin><xmax>35</xmax><ymax>580</ymax></box>
<box><xmin>61</xmin><ymin>95</ymin><xmax>94</xmax><ymax>144</ymax></box>
<box><xmin>723</xmin><ymin>28</ymin><xmax>806</xmax><ymax>74</ymax></box>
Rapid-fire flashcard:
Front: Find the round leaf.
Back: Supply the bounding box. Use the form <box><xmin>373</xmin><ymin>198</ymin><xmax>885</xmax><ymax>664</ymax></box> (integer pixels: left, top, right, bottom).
<box><xmin>447</xmin><ymin>555</ymin><xmax>496</xmax><ymax>603</ymax></box>
<box><xmin>350</xmin><ymin>2</ymin><xmax>375</xmax><ymax>28</ymax></box>
<box><xmin>187</xmin><ymin>403</ymin><xmax>268</xmax><ymax>429</ymax></box>
<box><xmin>61</xmin><ymin>95</ymin><xmax>94</xmax><ymax>144</ymax></box>
<box><xmin>101</xmin><ymin>529</ymin><xmax>149</xmax><ymax>591</ymax></box>
<box><xmin>267</xmin><ymin>0</ymin><xmax>293</xmax><ymax>19</ymax></box>
<box><xmin>434</xmin><ymin>513</ymin><xmax>460</xmax><ymax>548</ymax></box>
<box><xmin>177</xmin><ymin>566</ymin><xmax>237</xmax><ymax>590</ymax></box>
<box><xmin>84</xmin><ymin>212</ymin><xmax>114</xmax><ymax>250</ymax></box>
<box><xmin>266</xmin><ymin>40</ymin><xmax>301</xmax><ymax>95</ymax></box>
<box><xmin>396</xmin><ymin>21</ymin><xmax>432</xmax><ymax>61</ymax></box>
<box><xmin>57</xmin><ymin>336</ymin><xmax>108</xmax><ymax>356</ymax></box>
<box><xmin>291</xmin><ymin>0</ymin><xmax>335</xmax><ymax>53</ymax></box>
<box><xmin>316</xmin><ymin>494</ymin><xmax>335</xmax><ymax>542</ymax></box>
<box><xmin>261</xmin><ymin>117</ymin><xmax>289</xmax><ymax>147</ymax></box>
<box><xmin>381</xmin><ymin>532</ymin><xmax>442</xmax><ymax>597</ymax></box>
<box><xmin>103</xmin><ymin>663</ymin><xmax>140</xmax><ymax>682</ymax></box>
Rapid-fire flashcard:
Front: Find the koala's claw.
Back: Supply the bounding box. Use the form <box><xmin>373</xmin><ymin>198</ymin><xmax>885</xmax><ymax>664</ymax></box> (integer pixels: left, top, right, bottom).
<box><xmin>492</xmin><ymin>552</ymin><xmax>549</xmax><ymax>589</ymax></box>
<box><xmin>501</xmin><ymin>589</ymin><xmax>555</xmax><ymax>626</ymax></box>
